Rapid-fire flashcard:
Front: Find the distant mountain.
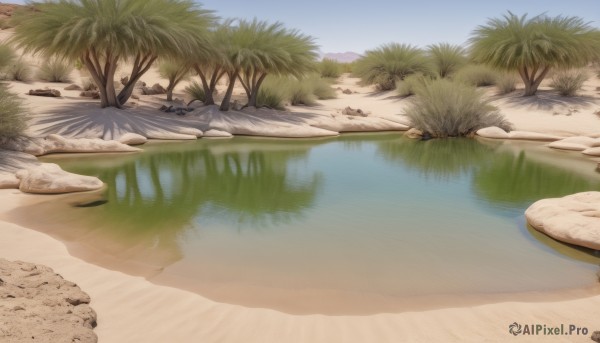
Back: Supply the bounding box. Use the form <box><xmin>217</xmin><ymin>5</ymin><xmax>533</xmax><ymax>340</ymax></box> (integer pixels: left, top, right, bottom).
<box><xmin>322</xmin><ymin>52</ymin><xmax>362</xmax><ymax>63</ymax></box>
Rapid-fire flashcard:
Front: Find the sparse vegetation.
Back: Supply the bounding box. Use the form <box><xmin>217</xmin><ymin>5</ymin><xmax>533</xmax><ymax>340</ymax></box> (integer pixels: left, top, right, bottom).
<box><xmin>470</xmin><ymin>12</ymin><xmax>600</xmax><ymax>96</ymax></box>
<box><xmin>184</xmin><ymin>81</ymin><xmax>207</xmax><ymax>104</ymax></box>
<box><xmin>354</xmin><ymin>43</ymin><xmax>431</xmax><ymax>91</ymax></box>
<box><xmin>37</xmin><ymin>58</ymin><xmax>72</xmax><ymax>82</ymax></box>
<box><xmin>0</xmin><ymin>44</ymin><xmax>15</xmax><ymax>70</ymax></box>
<box><xmin>4</xmin><ymin>58</ymin><xmax>33</xmax><ymax>81</ymax></box>
<box><xmin>307</xmin><ymin>75</ymin><xmax>336</xmax><ymax>100</ymax></box>
<box><xmin>405</xmin><ymin>78</ymin><xmax>512</xmax><ymax>138</ymax></box>
<box><xmin>397</xmin><ymin>73</ymin><xmax>428</xmax><ymax>97</ymax></box>
<box><xmin>454</xmin><ymin>64</ymin><xmax>498</xmax><ymax>87</ymax></box>
<box><xmin>0</xmin><ymin>85</ymin><xmax>27</xmax><ymax>145</ymax></box>
<box><xmin>495</xmin><ymin>73</ymin><xmax>518</xmax><ymax>94</ymax></box>
<box><xmin>427</xmin><ymin>43</ymin><xmax>467</xmax><ymax>78</ymax></box>
<box><xmin>256</xmin><ymin>85</ymin><xmax>286</xmax><ymax>110</ymax></box>
<box><xmin>319</xmin><ymin>58</ymin><xmax>342</xmax><ymax>79</ymax></box>
<box><xmin>550</xmin><ymin>69</ymin><xmax>589</xmax><ymax>96</ymax></box>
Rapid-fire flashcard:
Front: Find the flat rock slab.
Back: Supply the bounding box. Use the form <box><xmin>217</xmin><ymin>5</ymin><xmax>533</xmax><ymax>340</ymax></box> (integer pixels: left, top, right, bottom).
<box><xmin>476</xmin><ymin>126</ymin><xmax>509</xmax><ymax>139</ymax></box>
<box><xmin>525</xmin><ymin>192</ymin><xmax>600</xmax><ymax>250</ymax></box>
<box><xmin>16</xmin><ymin>163</ymin><xmax>104</xmax><ymax>194</ymax></box>
<box><xmin>0</xmin><ymin>259</ymin><xmax>97</xmax><ymax>343</ymax></box>
<box><xmin>508</xmin><ymin>131</ymin><xmax>563</xmax><ymax>141</ymax></box>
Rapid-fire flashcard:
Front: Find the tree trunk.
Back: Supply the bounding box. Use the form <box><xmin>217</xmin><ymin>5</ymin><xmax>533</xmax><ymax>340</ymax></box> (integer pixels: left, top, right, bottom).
<box><xmin>219</xmin><ymin>71</ymin><xmax>238</xmax><ymax>111</ymax></box>
<box><xmin>518</xmin><ymin>65</ymin><xmax>550</xmax><ymax>96</ymax></box>
<box><xmin>247</xmin><ymin>74</ymin><xmax>267</xmax><ymax>108</ymax></box>
<box><xmin>195</xmin><ymin>68</ymin><xmax>214</xmax><ymax>105</ymax></box>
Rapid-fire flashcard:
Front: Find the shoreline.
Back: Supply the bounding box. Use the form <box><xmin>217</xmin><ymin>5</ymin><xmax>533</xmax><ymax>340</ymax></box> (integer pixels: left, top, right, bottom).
<box><xmin>1</xmin><ymin>189</ymin><xmax>599</xmax><ymax>342</ymax></box>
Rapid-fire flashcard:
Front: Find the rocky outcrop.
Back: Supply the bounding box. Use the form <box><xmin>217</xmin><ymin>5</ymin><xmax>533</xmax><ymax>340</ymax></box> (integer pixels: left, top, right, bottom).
<box><xmin>28</xmin><ymin>89</ymin><xmax>61</xmax><ymax>97</ymax></box>
<box><xmin>525</xmin><ymin>192</ymin><xmax>600</xmax><ymax>251</ymax></box>
<box><xmin>476</xmin><ymin>126</ymin><xmax>510</xmax><ymax>139</ymax></box>
<box><xmin>0</xmin><ymin>259</ymin><xmax>97</xmax><ymax>343</ymax></box>
<box><xmin>342</xmin><ymin>106</ymin><xmax>367</xmax><ymax>117</ymax></box>
<box><xmin>40</xmin><ymin>134</ymin><xmax>141</xmax><ymax>154</ymax></box>
<box><xmin>16</xmin><ymin>163</ymin><xmax>104</xmax><ymax>194</ymax></box>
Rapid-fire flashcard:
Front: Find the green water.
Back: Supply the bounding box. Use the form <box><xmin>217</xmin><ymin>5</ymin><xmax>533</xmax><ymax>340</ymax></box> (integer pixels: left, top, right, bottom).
<box><xmin>39</xmin><ymin>134</ymin><xmax>600</xmax><ymax>314</ymax></box>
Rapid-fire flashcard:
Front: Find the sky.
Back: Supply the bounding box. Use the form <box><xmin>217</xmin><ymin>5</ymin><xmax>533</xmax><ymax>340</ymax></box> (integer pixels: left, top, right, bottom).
<box><xmin>8</xmin><ymin>0</ymin><xmax>600</xmax><ymax>54</ymax></box>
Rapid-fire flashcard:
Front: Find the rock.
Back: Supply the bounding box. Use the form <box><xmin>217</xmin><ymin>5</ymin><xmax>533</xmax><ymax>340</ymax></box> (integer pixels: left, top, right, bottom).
<box><xmin>28</xmin><ymin>89</ymin><xmax>61</xmax><ymax>97</ymax></box>
<box><xmin>120</xmin><ymin>76</ymin><xmax>129</xmax><ymax>86</ymax></box>
<box><xmin>342</xmin><ymin>88</ymin><xmax>352</xmax><ymax>94</ymax></box>
<box><xmin>135</xmin><ymin>81</ymin><xmax>146</xmax><ymax>88</ymax></box>
<box><xmin>591</xmin><ymin>331</ymin><xmax>600</xmax><ymax>343</ymax></box>
<box><xmin>232</xmin><ymin>100</ymin><xmax>241</xmax><ymax>111</ymax></box>
<box><xmin>203</xmin><ymin>129</ymin><xmax>233</xmax><ymax>138</ymax></box>
<box><xmin>64</xmin><ymin>84</ymin><xmax>82</xmax><ymax>91</ymax></box>
<box><xmin>80</xmin><ymin>90</ymin><xmax>100</xmax><ymax>99</ymax></box>
<box><xmin>16</xmin><ymin>163</ymin><xmax>103</xmax><ymax>194</ymax></box>
<box><xmin>476</xmin><ymin>126</ymin><xmax>510</xmax><ymax>139</ymax></box>
<box><xmin>342</xmin><ymin>106</ymin><xmax>367</xmax><ymax>117</ymax></box>
<box><xmin>179</xmin><ymin>128</ymin><xmax>203</xmax><ymax>137</ymax></box>
<box><xmin>131</xmin><ymin>94</ymin><xmax>140</xmax><ymax>100</ymax></box>
<box><xmin>405</xmin><ymin>128</ymin><xmax>423</xmax><ymax>139</ymax></box>
<box><xmin>42</xmin><ymin>134</ymin><xmax>141</xmax><ymax>154</ymax></box>
<box><xmin>582</xmin><ymin>147</ymin><xmax>600</xmax><ymax>156</ymax></box>
<box><xmin>142</xmin><ymin>83</ymin><xmax>166</xmax><ymax>95</ymax></box>
<box><xmin>548</xmin><ymin>136</ymin><xmax>598</xmax><ymax>151</ymax></box>
<box><xmin>0</xmin><ymin>173</ymin><xmax>19</xmax><ymax>189</ymax></box>
<box><xmin>145</xmin><ymin>131</ymin><xmax>198</xmax><ymax>140</ymax></box>
<box><xmin>117</xmin><ymin>133</ymin><xmax>147</xmax><ymax>146</ymax></box>
<box><xmin>507</xmin><ymin>131</ymin><xmax>563</xmax><ymax>141</ymax></box>
<box><xmin>0</xmin><ymin>259</ymin><xmax>97</xmax><ymax>343</ymax></box>
<box><xmin>525</xmin><ymin>192</ymin><xmax>600</xmax><ymax>250</ymax></box>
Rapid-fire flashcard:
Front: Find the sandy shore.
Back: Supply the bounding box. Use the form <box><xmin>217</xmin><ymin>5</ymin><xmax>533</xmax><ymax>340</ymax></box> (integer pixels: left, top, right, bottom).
<box><xmin>1</xmin><ymin>191</ymin><xmax>599</xmax><ymax>343</ymax></box>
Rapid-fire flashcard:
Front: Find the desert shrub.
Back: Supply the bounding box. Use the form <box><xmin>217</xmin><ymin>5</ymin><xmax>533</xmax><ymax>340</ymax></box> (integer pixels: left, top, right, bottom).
<box><xmin>427</xmin><ymin>43</ymin><xmax>467</xmax><ymax>78</ymax></box>
<box><xmin>319</xmin><ymin>58</ymin><xmax>342</xmax><ymax>78</ymax></box>
<box><xmin>256</xmin><ymin>85</ymin><xmax>286</xmax><ymax>110</ymax></box>
<box><xmin>37</xmin><ymin>58</ymin><xmax>73</xmax><ymax>82</ymax></box>
<box><xmin>0</xmin><ymin>18</ymin><xmax>11</xmax><ymax>30</ymax></box>
<box><xmin>397</xmin><ymin>73</ymin><xmax>429</xmax><ymax>97</ymax></box>
<box><xmin>354</xmin><ymin>43</ymin><xmax>431</xmax><ymax>90</ymax></box>
<box><xmin>550</xmin><ymin>69</ymin><xmax>588</xmax><ymax>96</ymax></box>
<box><xmin>261</xmin><ymin>76</ymin><xmax>319</xmax><ymax>106</ymax></box>
<box><xmin>184</xmin><ymin>81</ymin><xmax>206</xmax><ymax>104</ymax></box>
<box><xmin>0</xmin><ymin>85</ymin><xmax>28</xmax><ymax>145</ymax></box>
<box><xmin>454</xmin><ymin>64</ymin><xmax>498</xmax><ymax>87</ymax></box>
<box><xmin>405</xmin><ymin>78</ymin><xmax>512</xmax><ymax>138</ymax></box>
<box><xmin>495</xmin><ymin>73</ymin><xmax>518</xmax><ymax>94</ymax></box>
<box><xmin>307</xmin><ymin>75</ymin><xmax>336</xmax><ymax>99</ymax></box>
<box><xmin>5</xmin><ymin>58</ymin><xmax>33</xmax><ymax>81</ymax></box>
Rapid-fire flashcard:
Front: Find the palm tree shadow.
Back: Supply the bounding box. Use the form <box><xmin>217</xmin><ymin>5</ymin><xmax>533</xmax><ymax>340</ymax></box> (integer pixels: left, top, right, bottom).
<box><xmin>0</xmin><ymin>149</ymin><xmax>39</xmax><ymax>172</ymax></box>
<box><xmin>492</xmin><ymin>90</ymin><xmax>598</xmax><ymax>112</ymax></box>
<box><xmin>30</xmin><ymin>101</ymin><xmax>201</xmax><ymax>139</ymax></box>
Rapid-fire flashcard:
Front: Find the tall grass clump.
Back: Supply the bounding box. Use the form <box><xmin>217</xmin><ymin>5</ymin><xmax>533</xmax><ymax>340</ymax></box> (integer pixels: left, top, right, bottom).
<box><xmin>550</xmin><ymin>69</ymin><xmax>589</xmax><ymax>96</ymax></box>
<box><xmin>454</xmin><ymin>64</ymin><xmax>498</xmax><ymax>87</ymax></box>
<box><xmin>0</xmin><ymin>86</ymin><xmax>28</xmax><ymax>145</ymax></box>
<box><xmin>495</xmin><ymin>73</ymin><xmax>518</xmax><ymax>94</ymax></box>
<box><xmin>256</xmin><ymin>85</ymin><xmax>286</xmax><ymax>110</ymax></box>
<box><xmin>319</xmin><ymin>58</ymin><xmax>342</xmax><ymax>78</ymax></box>
<box><xmin>184</xmin><ymin>81</ymin><xmax>206</xmax><ymax>104</ymax></box>
<box><xmin>5</xmin><ymin>58</ymin><xmax>33</xmax><ymax>81</ymax></box>
<box><xmin>427</xmin><ymin>43</ymin><xmax>467</xmax><ymax>78</ymax></box>
<box><xmin>307</xmin><ymin>75</ymin><xmax>336</xmax><ymax>99</ymax></box>
<box><xmin>37</xmin><ymin>58</ymin><xmax>72</xmax><ymax>82</ymax></box>
<box><xmin>405</xmin><ymin>79</ymin><xmax>512</xmax><ymax>138</ymax></box>
<box><xmin>354</xmin><ymin>43</ymin><xmax>430</xmax><ymax>91</ymax></box>
<box><xmin>397</xmin><ymin>73</ymin><xmax>429</xmax><ymax>97</ymax></box>
<box><xmin>0</xmin><ymin>44</ymin><xmax>15</xmax><ymax>70</ymax></box>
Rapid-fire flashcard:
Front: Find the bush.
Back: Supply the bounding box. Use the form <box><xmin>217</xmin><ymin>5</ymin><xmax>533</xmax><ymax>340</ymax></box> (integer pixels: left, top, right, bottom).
<box><xmin>0</xmin><ymin>85</ymin><xmax>28</xmax><ymax>145</ymax></box>
<box><xmin>256</xmin><ymin>86</ymin><xmax>286</xmax><ymax>110</ymax></box>
<box><xmin>307</xmin><ymin>75</ymin><xmax>336</xmax><ymax>99</ymax></box>
<box><xmin>37</xmin><ymin>58</ymin><xmax>73</xmax><ymax>82</ymax></box>
<box><xmin>184</xmin><ymin>81</ymin><xmax>206</xmax><ymax>104</ymax></box>
<box><xmin>5</xmin><ymin>58</ymin><xmax>33</xmax><ymax>82</ymax></box>
<box><xmin>405</xmin><ymin>78</ymin><xmax>512</xmax><ymax>138</ymax></box>
<box><xmin>397</xmin><ymin>73</ymin><xmax>428</xmax><ymax>97</ymax></box>
<box><xmin>550</xmin><ymin>69</ymin><xmax>588</xmax><ymax>96</ymax></box>
<box><xmin>454</xmin><ymin>64</ymin><xmax>498</xmax><ymax>87</ymax></box>
<box><xmin>0</xmin><ymin>44</ymin><xmax>15</xmax><ymax>70</ymax></box>
<box><xmin>495</xmin><ymin>73</ymin><xmax>518</xmax><ymax>94</ymax></box>
<box><xmin>427</xmin><ymin>43</ymin><xmax>467</xmax><ymax>78</ymax></box>
<box><xmin>319</xmin><ymin>58</ymin><xmax>342</xmax><ymax>79</ymax></box>
<box><xmin>354</xmin><ymin>43</ymin><xmax>431</xmax><ymax>91</ymax></box>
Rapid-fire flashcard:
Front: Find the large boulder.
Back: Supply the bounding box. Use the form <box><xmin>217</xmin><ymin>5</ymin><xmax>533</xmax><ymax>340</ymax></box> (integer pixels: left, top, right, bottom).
<box><xmin>42</xmin><ymin>134</ymin><xmax>141</xmax><ymax>154</ymax></box>
<box><xmin>476</xmin><ymin>126</ymin><xmax>510</xmax><ymax>139</ymax></box>
<box><xmin>0</xmin><ymin>259</ymin><xmax>97</xmax><ymax>343</ymax></box>
<box><xmin>16</xmin><ymin>163</ymin><xmax>104</xmax><ymax>194</ymax></box>
<box><xmin>525</xmin><ymin>192</ymin><xmax>600</xmax><ymax>250</ymax></box>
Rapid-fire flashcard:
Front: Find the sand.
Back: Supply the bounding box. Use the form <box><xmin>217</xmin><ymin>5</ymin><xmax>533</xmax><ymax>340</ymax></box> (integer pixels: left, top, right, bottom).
<box><xmin>2</xmin><ymin>26</ymin><xmax>600</xmax><ymax>341</ymax></box>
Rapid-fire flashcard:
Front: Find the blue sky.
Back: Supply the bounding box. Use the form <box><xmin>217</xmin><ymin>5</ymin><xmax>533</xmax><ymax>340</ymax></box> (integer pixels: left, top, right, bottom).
<box><xmin>9</xmin><ymin>0</ymin><xmax>600</xmax><ymax>53</ymax></box>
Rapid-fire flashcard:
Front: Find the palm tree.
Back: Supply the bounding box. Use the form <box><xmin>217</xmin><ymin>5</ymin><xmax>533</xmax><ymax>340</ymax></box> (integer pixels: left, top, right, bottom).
<box><xmin>470</xmin><ymin>12</ymin><xmax>600</xmax><ymax>96</ymax></box>
<box><xmin>354</xmin><ymin>43</ymin><xmax>431</xmax><ymax>91</ymax></box>
<box><xmin>218</xmin><ymin>19</ymin><xmax>317</xmax><ymax>111</ymax></box>
<box><xmin>158</xmin><ymin>59</ymin><xmax>192</xmax><ymax>102</ymax></box>
<box><xmin>426</xmin><ymin>43</ymin><xmax>467</xmax><ymax>78</ymax></box>
<box><xmin>11</xmin><ymin>0</ymin><xmax>214</xmax><ymax>108</ymax></box>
